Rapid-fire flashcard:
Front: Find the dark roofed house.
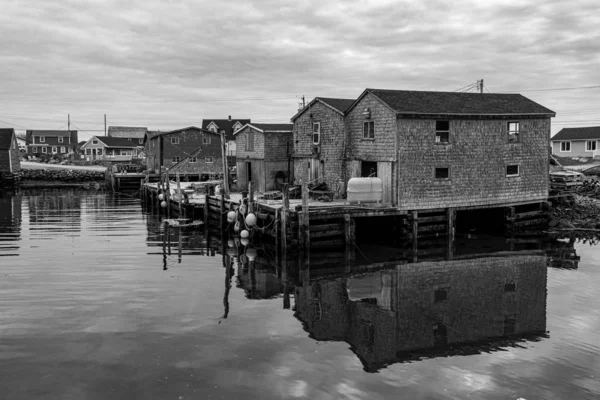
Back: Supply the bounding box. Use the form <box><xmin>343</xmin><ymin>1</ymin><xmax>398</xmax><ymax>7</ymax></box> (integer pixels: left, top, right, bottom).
<box><xmin>292</xmin><ymin>97</ymin><xmax>356</xmax><ymax>195</ymax></box>
<box><xmin>0</xmin><ymin>128</ymin><xmax>21</xmax><ymax>175</ymax></box>
<box><xmin>234</xmin><ymin>122</ymin><xmax>293</xmax><ymax>192</ymax></box>
<box><xmin>80</xmin><ymin>136</ymin><xmax>143</xmax><ymax>162</ymax></box>
<box><xmin>551</xmin><ymin>126</ymin><xmax>600</xmax><ymax>158</ymax></box>
<box><xmin>293</xmin><ymin>88</ymin><xmax>555</xmax><ymax>211</ymax></box>
<box><xmin>25</xmin><ymin>130</ymin><xmax>78</xmax><ymax>157</ymax></box>
<box><xmin>107</xmin><ymin>126</ymin><xmax>148</xmax><ymax>146</ymax></box>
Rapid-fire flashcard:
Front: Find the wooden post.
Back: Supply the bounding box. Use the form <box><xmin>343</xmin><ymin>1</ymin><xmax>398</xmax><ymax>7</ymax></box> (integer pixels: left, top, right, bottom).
<box><xmin>446</xmin><ymin>208</ymin><xmax>455</xmax><ymax>260</ymax></box>
<box><xmin>165</xmin><ymin>169</ymin><xmax>171</xmax><ymax>218</ymax></box>
<box><xmin>274</xmin><ymin>209</ymin><xmax>280</xmax><ymax>266</ymax></box>
<box><xmin>220</xmin><ymin>186</ymin><xmax>225</xmax><ymax>231</ymax></box>
<box><xmin>176</xmin><ymin>172</ymin><xmax>183</xmax><ymax>219</ymax></box>
<box><xmin>248</xmin><ymin>181</ymin><xmax>254</xmax><ymax>214</ymax></box>
<box><xmin>344</xmin><ymin>214</ymin><xmax>355</xmax><ymax>266</ymax></box>
<box><xmin>140</xmin><ymin>179</ymin><xmax>144</xmax><ymax>200</ymax></box>
<box><xmin>412</xmin><ymin>210</ymin><xmax>418</xmax><ymax>263</ymax></box>
<box><xmin>220</xmin><ymin>130</ymin><xmax>230</xmax><ymax>199</ymax></box>
<box><xmin>204</xmin><ymin>185</ymin><xmax>210</xmax><ymax>229</ymax></box>
<box><xmin>299</xmin><ymin>181</ymin><xmax>310</xmax><ymax>252</ymax></box>
<box><xmin>281</xmin><ymin>183</ymin><xmax>289</xmax><ymax>261</ymax></box>
<box><xmin>162</xmin><ymin>221</ymin><xmax>168</xmax><ymax>270</ymax></box>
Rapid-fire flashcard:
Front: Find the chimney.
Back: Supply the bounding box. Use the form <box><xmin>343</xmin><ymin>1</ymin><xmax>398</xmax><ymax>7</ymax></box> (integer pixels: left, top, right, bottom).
<box><xmin>228</xmin><ymin>115</ymin><xmax>231</xmax><ymax>121</ymax></box>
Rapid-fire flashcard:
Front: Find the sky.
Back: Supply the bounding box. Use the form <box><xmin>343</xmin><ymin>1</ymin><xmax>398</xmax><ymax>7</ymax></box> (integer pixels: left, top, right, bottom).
<box><xmin>1</xmin><ymin>0</ymin><xmax>599</xmax><ymax>141</ymax></box>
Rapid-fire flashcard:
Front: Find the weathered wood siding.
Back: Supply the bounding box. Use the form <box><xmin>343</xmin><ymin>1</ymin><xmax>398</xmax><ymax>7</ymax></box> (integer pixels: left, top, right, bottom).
<box><xmin>236</xmin><ymin>159</ymin><xmax>266</xmax><ymax>192</ymax></box>
<box><xmin>162</xmin><ymin>129</ymin><xmax>222</xmax><ymax>174</ymax></box>
<box><xmin>345</xmin><ymin>92</ymin><xmax>398</xmax><ymax>205</ymax></box>
<box><xmin>293</xmin><ymin>101</ymin><xmax>347</xmax><ymax>192</ymax></box>
<box><xmin>236</xmin><ymin>127</ymin><xmax>265</xmax><ymax>160</ymax></box>
<box><xmin>0</xmin><ymin>134</ymin><xmax>21</xmax><ymax>173</ymax></box>
<box><xmin>397</xmin><ymin>118</ymin><xmax>551</xmax><ymax>210</ymax></box>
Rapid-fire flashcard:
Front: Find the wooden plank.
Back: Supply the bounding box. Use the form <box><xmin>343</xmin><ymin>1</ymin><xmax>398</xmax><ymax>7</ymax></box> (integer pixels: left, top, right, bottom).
<box><xmin>311</xmin><ymin>239</ymin><xmax>345</xmax><ymax>248</ymax></box>
<box><xmin>416</xmin><ymin>215</ymin><xmax>448</xmax><ymax>223</ymax></box>
<box><xmin>310</xmin><ymin>223</ymin><xmax>344</xmax><ymax>232</ymax></box>
<box><xmin>310</xmin><ymin>229</ymin><xmax>344</xmax><ymax>238</ymax></box>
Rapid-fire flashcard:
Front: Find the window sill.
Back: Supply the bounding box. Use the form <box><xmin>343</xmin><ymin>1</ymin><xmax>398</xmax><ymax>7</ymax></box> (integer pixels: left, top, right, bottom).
<box><xmin>506</xmin><ymin>175</ymin><xmax>520</xmax><ymax>178</ymax></box>
<box><xmin>361</xmin><ymin>138</ymin><xmax>375</xmax><ymax>142</ymax></box>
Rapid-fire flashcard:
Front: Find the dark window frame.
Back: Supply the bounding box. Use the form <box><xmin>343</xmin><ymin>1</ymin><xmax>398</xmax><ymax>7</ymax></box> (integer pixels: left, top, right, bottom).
<box><xmin>508</xmin><ymin>121</ymin><xmax>520</xmax><ymax>143</ymax></box>
<box><xmin>435</xmin><ymin>167</ymin><xmax>450</xmax><ymax>179</ymax></box>
<box><xmin>435</xmin><ymin>121</ymin><xmax>450</xmax><ymax>144</ymax></box>
<box><xmin>506</xmin><ymin>164</ymin><xmax>519</xmax><ymax>177</ymax></box>
<box><xmin>363</xmin><ymin>121</ymin><xmax>375</xmax><ymax>139</ymax></box>
<box><xmin>312</xmin><ymin>122</ymin><xmax>321</xmax><ymax>145</ymax></box>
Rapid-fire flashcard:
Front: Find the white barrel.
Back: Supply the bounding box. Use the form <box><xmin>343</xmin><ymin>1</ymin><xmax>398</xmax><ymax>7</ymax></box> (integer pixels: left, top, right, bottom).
<box><xmin>347</xmin><ymin>177</ymin><xmax>383</xmax><ymax>204</ymax></box>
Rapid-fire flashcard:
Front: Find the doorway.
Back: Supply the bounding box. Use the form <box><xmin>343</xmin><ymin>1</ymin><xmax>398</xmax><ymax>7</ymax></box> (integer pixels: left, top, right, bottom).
<box><xmin>246</xmin><ymin>162</ymin><xmax>252</xmax><ymax>185</ymax></box>
<box><xmin>309</xmin><ymin>159</ymin><xmax>320</xmax><ymax>183</ymax></box>
<box><xmin>361</xmin><ymin>161</ymin><xmax>377</xmax><ymax>177</ymax></box>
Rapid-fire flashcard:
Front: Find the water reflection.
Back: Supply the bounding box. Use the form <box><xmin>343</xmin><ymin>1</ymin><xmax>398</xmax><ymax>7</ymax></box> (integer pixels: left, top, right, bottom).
<box><xmin>0</xmin><ymin>192</ymin><xmax>21</xmax><ymax>256</ymax></box>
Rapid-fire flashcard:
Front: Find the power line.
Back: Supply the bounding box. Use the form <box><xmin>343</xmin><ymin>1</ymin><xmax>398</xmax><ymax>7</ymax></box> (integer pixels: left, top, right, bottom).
<box><xmin>502</xmin><ymin>85</ymin><xmax>600</xmax><ymax>93</ymax></box>
<box><xmin>0</xmin><ymin>95</ymin><xmax>299</xmax><ymax>104</ymax></box>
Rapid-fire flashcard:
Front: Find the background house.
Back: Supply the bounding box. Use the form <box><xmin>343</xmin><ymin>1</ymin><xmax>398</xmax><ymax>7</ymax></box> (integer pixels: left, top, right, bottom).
<box><xmin>25</xmin><ymin>130</ymin><xmax>78</xmax><ymax>157</ymax></box>
<box><xmin>234</xmin><ymin>123</ymin><xmax>293</xmax><ymax>192</ymax></box>
<box><xmin>80</xmin><ymin>136</ymin><xmax>142</xmax><ymax>162</ymax></box>
<box><xmin>550</xmin><ymin>126</ymin><xmax>600</xmax><ymax>158</ymax></box>
<box><xmin>145</xmin><ymin>126</ymin><xmax>222</xmax><ymax>178</ymax></box>
<box><xmin>292</xmin><ymin>97</ymin><xmax>355</xmax><ymax>196</ymax></box>
<box><xmin>0</xmin><ymin>128</ymin><xmax>22</xmax><ymax>174</ymax></box>
<box><xmin>202</xmin><ymin>117</ymin><xmax>251</xmax><ymax>163</ymax></box>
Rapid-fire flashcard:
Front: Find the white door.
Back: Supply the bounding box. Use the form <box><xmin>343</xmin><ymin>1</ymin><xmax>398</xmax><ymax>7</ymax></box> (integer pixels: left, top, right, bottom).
<box><xmin>309</xmin><ymin>159</ymin><xmax>320</xmax><ymax>183</ymax></box>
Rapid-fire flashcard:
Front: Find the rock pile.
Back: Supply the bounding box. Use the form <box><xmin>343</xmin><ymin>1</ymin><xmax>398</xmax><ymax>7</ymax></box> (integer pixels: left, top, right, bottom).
<box><xmin>22</xmin><ymin>169</ymin><xmax>105</xmax><ymax>182</ymax></box>
<box><xmin>550</xmin><ymin>195</ymin><xmax>600</xmax><ymax>230</ymax></box>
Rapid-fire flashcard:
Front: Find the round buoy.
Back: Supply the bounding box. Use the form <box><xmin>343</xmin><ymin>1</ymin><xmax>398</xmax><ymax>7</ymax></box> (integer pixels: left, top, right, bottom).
<box><xmin>245</xmin><ymin>213</ymin><xmax>257</xmax><ymax>227</ymax></box>
<box><xmin>246</xmin><ymin>248</ymin><xmax>257</xmax><ymax>261</ymax></box>
<box><xmin>227</xmin><ymin>211</ymin><xmax>236</xmax><ymax>221</ymax></box>
<box><xmin>158</xmin><ymin>193</ymin><xmax>164</xmax><ymax>201</ymax></box>
<box><xmin>240</xmin><ymin>238</ymin><xmax>250</xmax><ymax>246</ymax></box>
<box><xmin>240</xmin><ymin>229</ymin><xmax>249</xmax><ymax>238</ymax></box>
<box><xmin>160</xmin><ymin>201</ymin><xmax>167</xmax><ymax>208</ymax></box>
<box><xmin>227</xmin><ymin>239</ymin><xmax>235</xmax><ymax>248</ymax></box>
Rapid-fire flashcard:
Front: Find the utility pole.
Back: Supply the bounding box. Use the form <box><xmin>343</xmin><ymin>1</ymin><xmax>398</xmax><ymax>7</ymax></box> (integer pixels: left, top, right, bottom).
<box><xmin>104</xmin><ymin>114</ymin><xmax>107</xmax><ymax>136</ymax></box>
<box><xmin>478</xmin><ymin>79</ymin><xmax>484</xmax><ymax>93</ymax></box>
<box><xmin>302</xmin><ymin>95</ymin><xmax>305</xmax><ymax>108</ymax></box>
<box><xmin>68</xmin><ymin>114</ymin><xmax>70</xmax><ymax>132</ymax></box>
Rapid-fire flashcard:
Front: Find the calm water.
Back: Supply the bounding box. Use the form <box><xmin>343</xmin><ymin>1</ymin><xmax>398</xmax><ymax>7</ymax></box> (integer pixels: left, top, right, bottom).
<box><xmin>1</xmin><ymin>189</ymin><xmax>599</xmax><ymax>400</ymax></box>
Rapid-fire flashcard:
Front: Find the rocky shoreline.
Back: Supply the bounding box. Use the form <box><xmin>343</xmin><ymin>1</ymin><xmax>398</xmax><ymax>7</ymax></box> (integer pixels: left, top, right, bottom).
<box><xmin>550</xmin><ymin>195</ymin><xmax>600</xmax><ymax>230</ymax></box>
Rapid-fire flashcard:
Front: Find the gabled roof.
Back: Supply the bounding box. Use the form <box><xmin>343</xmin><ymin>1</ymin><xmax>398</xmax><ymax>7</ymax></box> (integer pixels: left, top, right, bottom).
<box><xmin>147</xmin><ymin>126</ymin><xmax>216</xmax><ymax>140</ymax></box>
<box><xmin>82</xmin><ymin>136</ymin><xmax>140</xmax><ymax>149</ymax></box>
<box><xmin>0</xmin><ymin>128</ymin><xmax>16</xmax><ymax>150</ymax></box>
<box><xmin>233</xmin><ymin>123</ymin><xmax>293</xmax><ymax>135</ymax></box>
<box><xmin>551</xmin><ymin>127</ymin><xmax>600</xmax><ymax>141</ymax></box>
<box><xmin>27</xmin><ymin>130</ymin><xmax>75</xmax><ymax>137</ymax></box>
<box><xmin>347</xmin><ymin>89</ymin><xmax>556</xmax><ymax>117</ymax></box>
<box><xmin>291</xmin><ymin>97</ymin><xmax>356</xmax><ymax>121</ymax></box>
<box><xmin>107</xmin><ymin>126</ymin><xmax>147</xmax><ymax>139</ymax></box>
<box><xmin>201</xmin><ymin>119</ymin><xmax>251</xmax><ymax>140</ymax></box>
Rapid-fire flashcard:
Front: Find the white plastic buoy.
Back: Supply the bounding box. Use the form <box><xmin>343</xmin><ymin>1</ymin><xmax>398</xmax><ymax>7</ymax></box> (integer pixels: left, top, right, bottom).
<box><xmin>160</xmin><ymin>201</ymin><xmax>167</xmax><ymax>208</ymax></box>
<box><xmin>246</xmin><ymin>248</ymin><xmax>257</xmax><ymax>261</ymax></box>
<box><xmin>245</xmin><ymin>213</ymin><xmax>257</xmax><ymax>227</ymax></box>
<box><xmin>227</xmin><ymin>239</ymin><xmax>235</xmax><ymax>248</ymax></box>
<box><xmin>227</xmin><ymin>211</ymin><xmax>236</xmax><ymax>220</ymax></box>
<box><xmin>240</xmin><ymin>229</ymin><xmax>249</xmax><ymax>238</ymax></box>
<box><xmin>158</xmin><ymin>193</ymin><xmax>164</xmax><ymax>201</ymax></box>
<box><xmin>240</xmin><ymin>238</ymin><xmax>250</xmax><ymax>246</ymax></box>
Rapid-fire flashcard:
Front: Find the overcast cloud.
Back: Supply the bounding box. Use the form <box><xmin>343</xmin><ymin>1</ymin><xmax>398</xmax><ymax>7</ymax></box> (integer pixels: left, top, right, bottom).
<box><xmin>1</xmin><ymin>0</ymin><xmax>599</xmax><ymax>139</ymax></box>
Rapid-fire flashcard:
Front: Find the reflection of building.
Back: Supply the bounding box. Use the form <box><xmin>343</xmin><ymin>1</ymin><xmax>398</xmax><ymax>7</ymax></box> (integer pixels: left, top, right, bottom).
<box><xmin>237</xmin><ymin>262</ymin><xmax>283</xmax><ymax>299</ymax></box>
<box><xmin>295</xmin><ymin>254</ymin><xmax>548</xmax><ymax>372</ymax></box>
<box><xmin>26</xmin><ymin>190</ymin><xmax>82</xmax><ymax>233</ymax></box>
<box><xmin>0</xmin><ymin>194</ymin><xmax>22</xmax><ymax>256</ymax></box>
<box><xmin>547</xmin><ymin>237</ymin><xmax>580</xmax><ymax>269</ymax></box>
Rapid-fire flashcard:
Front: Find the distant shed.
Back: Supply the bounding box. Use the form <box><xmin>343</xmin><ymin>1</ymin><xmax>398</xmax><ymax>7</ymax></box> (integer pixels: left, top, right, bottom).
<box><xmin>0</xmin><ymin>128</ymin><xmax>21</xmax><ymax>174</ymax></box>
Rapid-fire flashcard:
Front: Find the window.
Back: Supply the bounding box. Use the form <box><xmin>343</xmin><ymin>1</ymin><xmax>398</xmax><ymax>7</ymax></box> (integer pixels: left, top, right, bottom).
<box><xmin>190</xmin><ymin>157</ymin><xmax>197</xmax><ymax>163</ymax></box>
<box><xmin>435</xmin><ymin>167</ymin><xmax>449</xmax><ymax>179</ymax></box>
<box><xmin>246</xmin><ymin>131</ymin><xmax>254</xmax><ymax>151</ymax></box>
<box><xmin>32</xmin><ymin>146</ymin><xmax>38</xmax><ymax>153</ymax></box>
<box><xmin>42</xmin><ymin>147</ymin><xmax>47</xmax><ymax>153</ymax></box>
<box><xmin>586</xmin><ymin>141</ymin><xmax>597</xmax><ymax>151</ymax></box>
<box><xmin>504</xmin><ymin>282</ymin><xmax>516</xmax><ymax>292</ymax></box>
<box><xmin>560</xmin><ymin>141</ymin><xmax>571</xmax><ymax>152</ymax></box>
<box><xmin>205</xmin><ymin>156</ymin><xmax>214</xmax><ymax>163</ymax></box>
<box><xmin>86</xmin><ymin>148</ymin><xmax>91</xmax><ymax>155</ymax></box>
<box><xmin>363</xmin><ymin>121</ymin><xmax>374</xmax><ymax>139</ymax></box>
<box><xmin>171</xmin><ymin>137</ymin><xmax>180</xmax><ymax>145</ymax></box>
<box><xmin>96</xmin><ymin>149</ymin><xmax>102</xmax><ymax>156</ymax></box>
<box><xmin>52</xmin><ymin>146</ymin><xmax>57</xmax><ymax>154</ymax></box>
<box><xmin>506</xmin><ymin>165</ymin><xmax>519</xmax><ymax>177</ymax></box>
<box><xmin>58</xmin><ymin>137</ymin><xmax>63</xmax><ymax>143</ymax></box>
<box><xmin>172</xmin><ymin>156</ymin><xmax>181</xmax><ymax>163</ymax></box>
<box><xmin>312</xmin><ymin>122</ymin><xmax>320</xmax><ymax>145</ymax></box>
<box><xmin>434</xmin><ymin>289</ymin><xmax>448</xmax><ymax>302</ymax></box>
<box><xmin>503</xmin><ymin>315</ymin><xmax>516</xmax><ymax>335</ymax></box>
<box><xmin>508</xmin><ymin>122</ymin><xmax>520</xmax><ymax>142</ymax></box>
<box><xmin>435</xmin><ymin>121</ymin><xmax>450</xmax><ymax>143</ymax></box>
<box><xmin>202</xmin><ymin>136</ymin><xmax>211</xmax><ymax>145</ymax></box>
<box><xmin>60</xmin><ymin>146</ymin><xmax>66</xmax><ymax>154</ymax></box>
<box><xmin>92</xmin><ymin>140</ymin><xmax>98</xmax><ymax>145</ymax></box>
<box><xmin>39</xmin><ymin>136</ymin><xmax>45</xmax><ymax>143</ymax></box>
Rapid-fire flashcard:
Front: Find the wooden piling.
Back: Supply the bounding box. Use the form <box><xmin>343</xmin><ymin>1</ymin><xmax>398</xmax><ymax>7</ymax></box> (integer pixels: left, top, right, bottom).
<box><xmin>220</xmin><ymin>188</ymin><xmax>225</xmax><ymax>231</ymax></box>
<box><xmin>281</xmin><ymin>183</ymin><xmax>289</xmax><ymax>259</ymax></box>
<box><xmin>165</xmin><ymin>170</ymin><xmax>171</xmax><ymax>218</ymax></box>
<box><xmin>176</xmin><ymin>172</ymin><xmax>183</xmax><ymax>218</ymax></box>
<box><xmin>344</xmin><ymin>213</ymin><xmax>355</xmax><ymax>265</ymax></box>
<box><xmin>299</xmin><ymin>181</ymin><xmax>310</xmax><ymax>251</ymax></box>
<box><xmin>446</xmin><ymin>208</ymin><xmax>455</xmax><ymax>260</ymax></box>
<box><xmin>412</xmin><ymin>210</ymin><xmax>418</xmax><ymax>262</ymax></box>
<box><xmin>248</xmin><ymin>181</ymin><xmax>254</xmax><ymax>214</ymax></box>
<box><xmin>204</xmin><ymin>185</ymin><xmax>209</xmax><ymax>228</ymax></box>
